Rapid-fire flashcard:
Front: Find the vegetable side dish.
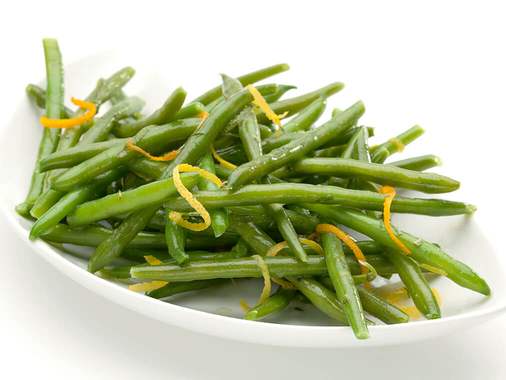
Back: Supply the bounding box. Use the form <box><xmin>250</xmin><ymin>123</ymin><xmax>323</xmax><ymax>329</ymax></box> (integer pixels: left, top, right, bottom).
<box><xmin>17</xmin><ymin>39</ymin><xmax>489</xmax><ymax>339</ymax></box>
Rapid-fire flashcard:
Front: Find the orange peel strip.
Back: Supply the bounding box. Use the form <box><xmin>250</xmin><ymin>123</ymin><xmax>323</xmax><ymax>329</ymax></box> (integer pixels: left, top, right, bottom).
<box><xmin>168</xmin><ymin>164</ymin><xmax>222</xmax><ymax>231</ymax></box>
<box><xmin>40</xmin><ymin>97</ymin><xmax>96</xmax><ymax>129</ymax></box>
<box><xmin>378</xmin><ymin>186</ymin><xmax>411</xmax><ymax>254</ymax></box>
<box><xmin>316</xmin><ymin>223</ymin><xmax>369</xmax><ymax>274</ymax></box>
<box><xmin>126</xmin><ymin>140</ymin><xmax>179</xmax><ymax>162</ymax></box>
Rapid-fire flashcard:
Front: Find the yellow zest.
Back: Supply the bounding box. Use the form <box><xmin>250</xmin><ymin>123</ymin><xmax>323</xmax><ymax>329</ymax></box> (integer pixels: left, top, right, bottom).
<box><xmin>420</xmin><ymin>263</ymin><xmax>447</xmax><ymax>276</ymax></box>
<box><xmin>128</xmin><ymin>281</ymin><xmax>168</xmax><ymax>293</ymax></box>
<box><xmin>198</xmin><ymin>111</ymin><xmax>209</xmax><ymax>120</ymax></box>
<box><xmin>239</xmin><ymin>299</ymin><xmax>251</xmax><ymax>313</ymax></box>
<box><xmin>378</xmin><ymin>186</ymin><xmax>411</xmax><ymax>254</ymax></box>
<box><xmin>315</xmin><ymin>224</ymin><xmax>368</xmax><ymax>274</ymax></box>
<box><xmin>126</xmin><ymin>140</ymin><xmax>179</xmax><ymax>162</ymax></box>
<box><xmin>211</xmin><ymin>146</ymin><xmax>237</xmax><ymax>170</ymax></box>
<box><xmin>144</xmin><ymin>255</ymin><xmax>163</xmax><ymax>265</ymax></box>
<box><xmin>40</xmin><ymin>97</ymin><xmax>97</xmax><ymax>129</ymax></box>
<box><xmin>384</xmin><ymin>287</ymin><xmax>441</xmax><ymax>319</ymax></box>
<box><xmin>253</xmin><ymin>254</ymin><xmax>271</xmax><ymax>305</ymax></box>
<box><xmin>272</xmin><ymin>277</ymin><xmax>296</xmax><ymax>289</ymax></box>
<box><xmin>266</xmin><ymin>238</ymin><xmax>323</xmax><ymax>257</ymax></box>
<box><xmin>246</xmin><ymin>84</ymin><xmax>286</xmax><ymax>127</ymax></box>
<box><xmin>169</xmin><ymin>164</ymin><xmax>223</xmax><ymax>231</ymax></box>
<box><xmin>389</xmin><ymin>138</ymin><xmax>405</xmax><ymax>152</ymax></box>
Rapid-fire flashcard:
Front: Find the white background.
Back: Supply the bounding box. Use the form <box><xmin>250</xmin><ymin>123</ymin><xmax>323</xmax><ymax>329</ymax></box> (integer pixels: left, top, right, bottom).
<box><xmin>1</xmin><ymin>1</ymin><xmax>505</xmax><ymax>379</ymax></box>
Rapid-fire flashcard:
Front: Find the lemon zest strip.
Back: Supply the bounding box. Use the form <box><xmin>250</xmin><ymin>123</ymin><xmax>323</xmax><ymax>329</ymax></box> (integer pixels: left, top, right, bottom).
<box><xmin>253</xmin><ymin>254</ymin><xmax>271</xmax><ymax>305</ymax></box>
<box><xmin>144</xmin><ymin>255</ymin><xmax>163</xmax><ymax>265</ymax></box>
<box><xmin>40</xmin><ymin>97</ymin><xmax>97</xmax><ymax>129</ymax></box>
<box><xmin>378</xmin><ymin>186</ymin><xmax>412</xmax><ymax>254</ymax></box>
<box><xmin>271</xmin><ymin>277</ymin><xmax>296</xmax><ymax>289</ymax></box>
<box><xmin>266</xmin><ymin>238</ymin><xmax>323</xmax><ymax>257</ymax></box>
<box><xmin>239</xmin><ymin>299</ymin><xmax>251</xmax><ymax>313</ymax></box>
<box><xmin>246</xmin><ymin>84</ymin><xmax>286</xmax><ymax>127</ymax></box>
<box><xmin>168</xmin><ymin>164</ymin><xmax>222</xmax><ymax>232</ymax></box>
<box><xmin>211</xmin><ymin>146</ymin><xmax>237</xmax><ymax>170</ymax></box>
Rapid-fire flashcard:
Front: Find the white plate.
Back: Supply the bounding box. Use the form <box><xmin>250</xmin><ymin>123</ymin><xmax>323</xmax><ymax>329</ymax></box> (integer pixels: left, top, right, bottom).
<box><xmin>1</xmin><ymin>50</ymin><xmax>505</xmax><ymax>348</ymax></box>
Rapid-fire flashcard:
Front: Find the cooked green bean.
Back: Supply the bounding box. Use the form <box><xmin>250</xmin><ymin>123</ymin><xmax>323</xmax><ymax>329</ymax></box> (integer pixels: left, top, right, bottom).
<box><xmin>370</xmin><ymin>125</ymin><xmax>424</xmax><ymax>163</ymax></box>
<box><xmin>16</xmin><ymin>39</ymin><xmax>63</xmax><ymax>216</ymax></box>
<box><xmin>384</xmin><ymin>249</ymin><xmax>441</xmax><ymax>319</ymax></box>
<box><xmin>356</xmin><ymin>286</ymin><xmax>409</xmax><ymax>324</ymax></box>
<box><xmin>305</xmin><ymin>204</ymin><xmax>490</xmax><ymax>295</ymax></box>
<box><xmin>25</xmin><ymin>83</ymin><xmax>72</xmax><ymax>117</ymax></box>
<box><xmin>148</xmin><ymin>279</ymin><xmax>228</xmax><ymax>299</ymax></box>
<box><xmin>245</xmin><ymin>288</ymin><xmax>297</xmax><ymax>320</ymax></box>
<box><xmin>388</xmin><ymin>154</ymin><xmax>442</xmax><ymax>172</ymax></box>
<box><xmin>228</xmin><ymin>101</ymin><xmax>365</xmax><ymax>189</ymax></box>
<box><xmin>165</xmin><ymin>219</ymin><xmax>188</xmax><ymax>265</ymax></box>
<box><xmin>262</xmin><ymin>85</ymin><xmax>296</xmax><ymax>103</ymax></box>
<box><xmin>291</xmin><ymin>157</ymin><xmax>459</xmax><ymax>193</ymax></box>
<box><xmin>283</xmin><ymin>98</ymin><xmax>326</xmax><ymax>133</ymax></box>
<box><xmin>321</xmin><ymin>232</ymin><xmax>368</xmax><ymax>338</ymax></box>
<box><xmin>191</xmin><ymin>63</ymin><xmax>289</xmax><ymax>105</ymax></box>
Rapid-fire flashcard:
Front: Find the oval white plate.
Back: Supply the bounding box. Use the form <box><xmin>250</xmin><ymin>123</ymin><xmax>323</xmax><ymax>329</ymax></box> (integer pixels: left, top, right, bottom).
<box><xmin>1</xmin><ymin>50</ymin><xmax>505</xmax><ymax>348</ymax></box>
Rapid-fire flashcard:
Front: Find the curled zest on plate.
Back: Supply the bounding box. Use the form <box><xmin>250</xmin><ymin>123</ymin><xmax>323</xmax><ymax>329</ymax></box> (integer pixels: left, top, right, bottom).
<box><xmin>211</xmin><ymin>146</ymin><xmax>237</xmax><ymax>170</ymax></box>
<box><xmin>315</xmin><ymin>224</ymin><xmax>370</xmax><ymax>274</ymax></box>
<box><xmin>126</xmin><ymin>140</ymin><xmax>179</xmax><ymax>161</ymax></box>
<box><xmin>252</xmin><ymin>254</ymin><xmax>272</xmax><ymax>305</ymax></box>
<box><xmin>129</xmin><ymin>255</ymin><xmax>168</xmax><ymax>292</ymax></box>
<box><xmin>246</xmin><ymin>84</ymin><xmax>287</xmax><ymax>128</ymax></box>
<box><xmin>379</xmin><ymin>186</ymin><xmax>411</xmax><ymax>254</ymax></box>
<box><xmin>40</xmin><ymin>97</ymin><xmax>96</xmax><ymax>128</ymax></box>
<box><xmin>169</xmin><ymin>164</ymin><xmax>223</xmax><ymax>232</ymax></box>
<box><xmin>266</xmin><ymin>238</ymin><xmax>323</xmax><ymax>257</ymax></box>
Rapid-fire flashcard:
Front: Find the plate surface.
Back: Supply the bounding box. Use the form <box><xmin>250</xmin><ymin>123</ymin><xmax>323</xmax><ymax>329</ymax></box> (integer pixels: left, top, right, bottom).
<box><xmin>1</xmin><ymin>51</ymin><xmax>505</xmax><ymax>348</ymax></box>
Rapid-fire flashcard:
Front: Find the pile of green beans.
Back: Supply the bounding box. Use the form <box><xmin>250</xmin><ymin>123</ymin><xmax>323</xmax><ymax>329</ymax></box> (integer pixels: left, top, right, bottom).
<box><xmin>18</xmin><ymin>39</ymin><xmax>489</xmax><ymax>340</ymax></box>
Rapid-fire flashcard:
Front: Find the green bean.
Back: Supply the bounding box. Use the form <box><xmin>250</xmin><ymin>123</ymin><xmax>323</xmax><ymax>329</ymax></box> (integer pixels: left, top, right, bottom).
<box><xmin>283</xmin><ymin>98</ymin><xmax>326</xmax><ymax>133</ymax></box>
<box><xmin>80</xmin><ymin>96</ymin><xmax>144</xmax><ymax>143</ymax></box>
<box><xmin>25</xmin><ymin>84</ymin><xmax>72</xmax><ymax>117</ymax></box>
<box><xmin>39</xmin><ymin>139</ymin><xmax>127</xmax><ymax>172</ymax></box>
<box><xmin>262</xmin><ymin>85</ymin><xmax>296</xmax><ymax>103</ymax></box>
<box><xmin>228</xmin><ymin>101</ymin><xmax>365</xmax><ymax>189</ymax></box>
<box><xmin>110</xmin><ymin>89</ymin><xmax>187</xmax><ymax>137</ymax></box>
<box><xmin>165</xmin><ymin>219</ymin><xmax>188</xmax><ymax>265</ymax></box>
<box><xmin>356</xmin><ymin>286</ymin><xmax>409</xmax><ymax>324</ymax></box>
<box><xmin>191</xmin><ymin>63</ymin><xmax>289</xmax><ymax>105</ymax></box>
<box><xmin>384</xmin><ymin>249</ymin><xmax>441</xmax><ymax>319</ymax></box>
<box><xmin>16</xmin><ymin>39</ymin><xmax>63</xmax><ymax>216</ymax></box>
<box><xmin>287</xmin><ymin>277</ymin><xmax>348</xmax><ymax>324</ymax></box>
<box><xmin>245</xmin><ymin>288</ymin><xmax>296</xmax><ymax>320</ymax></box>
<box><xmin>127</xmin><ymin>158</ymin><xmax>167</xmax><ymax>180</ymax></box>
<box><xmin>52</xmin><ymin>116</ymin><xmax>198</xmax><ymax>191</ymax></box>
<box><xmin>370</xmin><ymin>125</ymin><xmax>424</xmax><ymax>163</ymax></box>
<box><xmin>29</xmin><ymin>168</ymin><xmax>125</xmax><ymax>239</ymax></box>
<box><xmin>148</xmin><ymin>279</ymin><xmax>228</xmax><ymax>299</ymax></box>
<box><xmin>122</xmin><ymin>248</ymin><xmax>246</xmax><ymax>263</ymax></box>
<box><xmin>321</xmin><ymin>232</ymin><xmax>368</xmax><ymax>338</ymax></box>
<box><xmin>231</xmin><ymin>221</ymin><xmax>275</xmax><ymax>256</ymax></box>
<box><xmin>388</xmin><ymin>155</ymin><xmax>442</xmax><ymax>172</ymax></box>
<box><xmin>305</xmin><ymin>204</ymin><xmax>490</xmax><ymax>295</ymax></box>
<box><xmin>257</xmin><ymin>82</ymin><xmax>344</xmax><ymax>123</ymax></box>
<box><xmin>88</xmin><ymin>88</ymin><xmax>256</xmax><ymax>272</ymax></box>
<box><xmin>161</xmin><ymin>183</ymin><xmax>473</xmax><ymax>216</ymax></box>
<box><xmin>291</xmin><ymin>157</ymin><xmax>460</xmax><ymax>193</ymax></box>
<box><xmin>41</xmin><ymin>224</ymin><xmax>238</xmax><ymax>249</ymax></box>
<box><xmin>198</xmin><ymin>152</ymin><xmax>229</xmax><ymax>237</ymax></box>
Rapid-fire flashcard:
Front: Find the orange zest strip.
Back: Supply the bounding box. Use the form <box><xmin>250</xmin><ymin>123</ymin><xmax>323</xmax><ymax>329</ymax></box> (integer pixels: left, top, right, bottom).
<box><xmin>128</xmin><ymin>281</ymin><xmax>168</xmax><ymax>293</ymax></box>
<box><xmin>252</xmin><ymin>254</ymin><xmax>271</xmax><ymax>305</ymax></box>
<box><xmin>266</xmin><ymin>238</ymin><xmax>323</xmax><ymax>257</ymax></box>
<box><xmin>211</xmin><ymin>146</ymin><xmax>237</xmax><ymax>170</ymax></box>
<box><xmin>144</xmin><ymin>255</ymin><xmax>163</xmax><ymax>265</ymax></box>
<box><xmin>40</xmin><ymin>97</ymin><xmax>96</xmax><ymax>129</ymax></box>
<box><xmin>246</xmin><ymin>84</ymin><xmax>286</xmax><ymax>128</ymax></box>
<box><xmin>168</xmin><ymin>164</ymin><xmax>223</xmax><ymax>232</ymax></box>
<box><xmin>126</xmin><ymin>140</ymin><xmax>179</xmax><ymax>162</ymax></box>
<box><xmin>315</xmin><ymin>223</ymin><xmax>369</xmax><ymax>274</ymax></box>
<box><xmin>378</xmin><ymin>186</ymin><xmax>411</xmax><ymax>254</ymax></box>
